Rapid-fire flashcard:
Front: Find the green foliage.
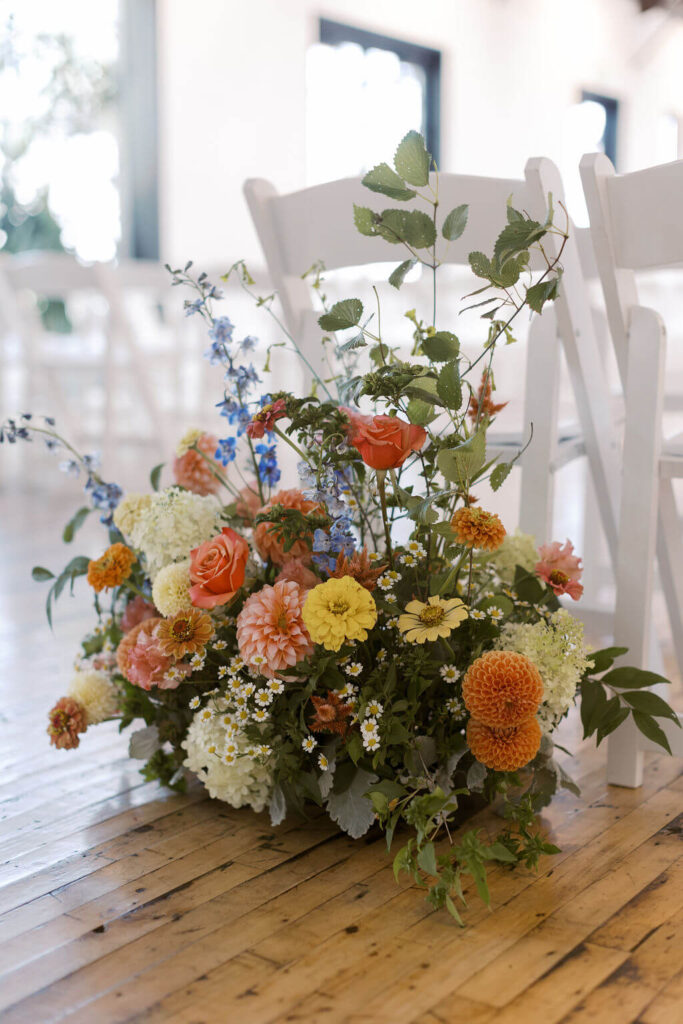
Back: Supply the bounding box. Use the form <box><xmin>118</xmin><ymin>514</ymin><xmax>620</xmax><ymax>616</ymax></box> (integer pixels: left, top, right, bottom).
<box><xmin>437</xmin><ymin>430</ymin><xmax>486</xmax><ymax>484</ymax></box>
<box><xmin>436</xmin><ymin>360</ymin><xmax>462</xmax><ymax>409</ymax></box>
<box><xmin>526</xmin><ymin>275</ymin><xmax>561</xmax><ymax>313</ymax></box>
<box><xmin>62</xmin><ymin>506</ymin><xmax>91</xmax><ymax>542</ymax></box>
<box><xmin>490</xmin><ymin>461</ymin><xmax>513</xmax><ymax>491</ymax></box>
<box><xmin>442</xmin><ymin>204</ymin><xmax>469</xmax><ymax>241</ymax></box>
<box><xmin>389</xmin><ymin>258</ymin><xmax>417</xmax><ymax>289</ymax></box>
<box><xmin>421</xmin><ymin>331</ymin><xmax>460</xmax><ymax>363</ymax></box>
<box><xmin>150</xmin><ymin>463</ymin><xmax>165</xmax><ymax>491</ymax></box>
<box><xmin>579</xmin><ymin>657</ymin><xmax>676</xmax><ymax>754</ymax></box>
<box><xmin>353</xmin><ymin>204</ymin><xmax>378</xmax><ymax>236</ymax></box>
<box><xmin>376</xmin><ymin>208</ymin><xmax>436</xmax><ymax>249</ymax></box>
<box><xmin>394</xmin><ymin>130</ymin><xmax>431</xmax><ymax>187</ymax></box>
<box><xmin>318</xmin><ymin>298</ymin><xmax>364</xmax><ymax>331</ymax></box>
<box><xmin>361</xmin><ymin>162</ymin><xmax>416</xmax><ymax>201</ymax></box>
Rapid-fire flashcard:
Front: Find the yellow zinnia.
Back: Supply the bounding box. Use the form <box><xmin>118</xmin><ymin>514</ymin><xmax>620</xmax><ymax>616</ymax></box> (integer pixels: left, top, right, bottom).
<box><xmin>302</xmin><ymin>577</ymin><xmax>377</xmax><ymax>652</ymax></box>
<box><xmin>398</xmin><ymin>596</ymin><xmax>468</xmax><ymax>644</ymax></box>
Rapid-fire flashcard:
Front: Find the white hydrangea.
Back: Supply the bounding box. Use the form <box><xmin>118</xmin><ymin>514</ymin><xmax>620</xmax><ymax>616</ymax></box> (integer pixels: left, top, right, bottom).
<box><xmin>182</xmin><ymin>712</ymin><xmax>273</xmax><ymax>812</ymax></box>
<box><xmin>496</xmin><ymin>609</ymin><xmax>592</xmax><ymax>732</ymax></box>
<box><xmin>152</xmin><ymin>559</ymin><xmax>192</xmax><ymax>616</ymax></box>
<box><xmin>67</xmin><ymin>668</ymin><xmax>119</xmax><ymax>725</ymax></box>
<box><xmin>126</xmin><ymin>487</ymin><xmax>221</xmax><ymax>580</ymax></box>
<box><xmin>490</xmin><ymin>529</ymin><xmax>539</xmax><ymax>582</ymax></box>
<box><xmin>113</xmin><ymin>493</ymin><xmax>153</xmax><ymax>539</ymax></box>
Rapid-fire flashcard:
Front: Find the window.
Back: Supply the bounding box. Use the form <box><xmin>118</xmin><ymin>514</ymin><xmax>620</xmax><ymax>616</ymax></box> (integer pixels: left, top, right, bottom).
<box><xmin>562</xmin><ymin>92</ymin><xmax>619</xmax><ymax>225</ymax></box>
<box><xmin>306</xmin><ymin>20</ymin><xmax>440</xmax><ymax>185</ymax></box>
<box><xmin>580</xmin><ymin>91</ymin><xmax>619</xmax><ymax>167</ymax></box>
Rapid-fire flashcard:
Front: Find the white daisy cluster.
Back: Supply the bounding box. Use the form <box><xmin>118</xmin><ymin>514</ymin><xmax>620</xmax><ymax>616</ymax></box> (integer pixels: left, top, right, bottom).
<box><xmin>116</xmin><ymin>486</ymin><xmax>221</xmax><ymax>580</ymax></box>
<box><xmin>360</xmin><ymin>701</ymin><xmax>383</xmax><ymax>752</ymax></box>
<box><xmin>182</xmin><ymin>709</ymin><xmax>273</xmax><ymax>811</ymax></box>
<box><xmin>439</xmin><ymin>664</ymin><xmax>460</xmax><ymax>683</ymax></box>
<box><xmin>377</xmin><ymin>569</ymin><xmax>400</xmax><ymax>604</ymax></box>
<box><xmin>490</xmin><ymin>529</ymin><xmax>539</xmax><ymax>583</ymax></box>
<box><xmin>399</xmin><ymin>540</ymin><xmax>426</xmax><ymax>567</ymax></box>
<box><xmin>445</xmin><ymin>695</ymin><xmax>466</xmax><ymax>719</ymax></box>
<box><xmin>496</xmin><ymin>609</ymin><xmax>592</xmax><ymax>732</ymax></box>
<box><xmin>67</xmin><ymin>667</ymin><xmax>120</xmax><ymax>725</ymax></box>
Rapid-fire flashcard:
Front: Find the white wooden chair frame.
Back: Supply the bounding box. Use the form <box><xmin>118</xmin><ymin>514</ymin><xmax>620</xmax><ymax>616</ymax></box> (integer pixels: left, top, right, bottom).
<box><xmin>581</xmin><ymin>152</ymin><xmax>683</xmax><ymax>786</ymax></box>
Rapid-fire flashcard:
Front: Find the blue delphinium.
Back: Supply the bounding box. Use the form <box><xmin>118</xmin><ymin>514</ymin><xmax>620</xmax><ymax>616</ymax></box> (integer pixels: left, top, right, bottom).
<box><xmin>215</xmin><ymin>437</ymin><xmax>237</xmax><ymax>465</ymax></box>
<box><xmin>254</xmin><ymin>443</ymin><xmax>280</xmax><ymax>487</ymax></box>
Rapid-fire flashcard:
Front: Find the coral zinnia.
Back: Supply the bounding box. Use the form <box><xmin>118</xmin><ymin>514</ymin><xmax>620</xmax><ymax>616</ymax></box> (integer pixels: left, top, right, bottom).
<box><xmin>236</xmin><ymin>580</ymin><xmax>313</xmax><ymax>677</ymax></box>
<box><xmin>467</xmin><ymin>717</ymin><xmax>541</xmax><ymax>772</ymax></box>
<box><xmin>303</xmin><ymin>577</ymin><xmax>377</xmax><ymax>652</ymax></box>
<box><xmin>246</xmin><ymin>398</ymin><xmax>287</xmax><ymax>439</ymax></box>
<box><xmin>462</xmin><ymin>650</ymin><xmax>543</xmax><ymax>728</ymax></box>
<box><xmin>47</xmin><ymin>696</ymin><xmax>87</xmax><ymax>750</ymax></box>
<box><xmin>157</xmin><ymin>608</ymin><xmax>214</xmax><ymax>659</ymax></box>
<box><xmin>309</xmin><ymin>690</ymin><xmax>355</xmax><ymax>737</ymax></box>
<box><xmin>535</xmin><ymin>540</ymin><xmax>584</xmax><ymax>601</ymax></box>
<box><xmin>330</xmin><ymin>547</ymin><xmax>387</xmax><ymax>592</ymax></box>
<box><xmin>253</xmin><ymin>488</ymin><xmax>322</xmax><ymax>566</ymax></box>
<box><xmin>173</xmin><ymin>432</ymin><xmax>222</xmax><ymax>496</ymax></box>
<box><xmin>87</xmin><ymin>543</ymin><xmax>136</xmax><ymax>592</ymax></box>
<box><xmin>398</xmin><ymin>596</ymin><xmax>468</xmax><ymax>644</ymax></box>
<box><xmin>451</xmin><ymin>506</ymin><xmax>506</xmax><ymax>552</ymax></box>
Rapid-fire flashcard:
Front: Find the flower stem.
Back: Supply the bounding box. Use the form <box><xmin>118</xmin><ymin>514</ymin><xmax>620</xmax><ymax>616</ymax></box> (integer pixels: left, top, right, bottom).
<box><xmin>376</xmin><ymin>471</ymin><xmax>393</xmax><ymax>568</ymax></box>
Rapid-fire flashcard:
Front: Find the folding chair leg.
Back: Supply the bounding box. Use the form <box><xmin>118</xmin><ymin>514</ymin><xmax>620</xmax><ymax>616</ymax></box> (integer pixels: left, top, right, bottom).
<box><xmin>609</xmin><ymin>307</ymin><xmax>666</xmax><ymax>787</ymax></box>
<box><xmin>519</xmin><ymin>309</ymin><xmax>559</xmax><ymax>543</ymax></box>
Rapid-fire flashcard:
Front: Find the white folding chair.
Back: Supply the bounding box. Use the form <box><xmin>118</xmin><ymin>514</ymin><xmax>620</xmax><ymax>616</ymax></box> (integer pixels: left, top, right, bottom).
<box><xmin>245</xmin><ymin>162</ymin><xmax>620</xmax><ymax>555</ymax></box>
<box><xmin>581</xmin><ymin>153</ymin><xmax>683</xmax><ymax>785</ymax></box>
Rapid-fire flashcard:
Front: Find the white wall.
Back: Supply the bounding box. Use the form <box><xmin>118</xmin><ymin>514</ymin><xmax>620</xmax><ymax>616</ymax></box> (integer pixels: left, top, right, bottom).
<box><xmin>157</xmin><ymin>0</ymin><xmax>683</xmax><ymax>265</ymax></box>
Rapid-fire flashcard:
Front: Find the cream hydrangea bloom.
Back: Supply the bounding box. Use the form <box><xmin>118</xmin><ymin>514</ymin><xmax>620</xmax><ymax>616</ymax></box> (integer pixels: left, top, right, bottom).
<box><xmin>152</xmin><ymin>559</ymin><xmax>192</xmax><ymax>616</ymax></box>
<box><xmin>126</xmin><ymin>486</ymin><xmax>221</xmax><ymax>580</ymax></box>
<box><xmin>67</xmin><ymin>668</ymin><xmax>119</xmax><ymax>725</ymax></box>
<box><xmin>113</xmin><ymin>493</ymin><xmax>153</xmax><ymax>539</ymax></box>
<box><xmin>490</xmin><ymin>529</ymin><xmax>539</xmax><ymax>583</ymax></box>
<box><xmin>182</xmin><ymin>713</ymin><xmax>272</xmax><ymax>811</ymax></box>
<box><xmin>496</xmin><ymin>609</ymin><xmax>591</xmax><ymax>732</ymax></box>
<box><xmin>176</xmin><ymin>427</ymin><xmax>204</xmax><ymax>457</ymax></box>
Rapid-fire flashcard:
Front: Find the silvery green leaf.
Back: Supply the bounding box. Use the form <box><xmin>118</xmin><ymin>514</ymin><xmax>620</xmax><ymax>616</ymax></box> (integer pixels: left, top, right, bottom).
<box><xmin>394</xmin><ymin>130</ymin><xmax>431</xmax><ymax>187</ymax></box>
<box><xmin>466</xmin><ymin>760</ymin><xmax>488</xmax><ymax>792</ymax></box>
<box><xmin>362</xmin><ymin>163</ymin><xmax>416</xmax><ymax>201</ymax></box>
<box><xmin>441</xmin><ymin>204</ymin><xmax>469</xmax><ymax>241</ymax></box>
<box><xmin>326</xmin><ymin>767</ymin><xmax>378</xmax><ymax>838</ymax></box>
<box><xmin>128</xmin><ymin>725</ymin><xmax>160</xmax><ymax>760</ymax></box>
<box><xmin>269</xmin><ymin>783</ymin><xmax>287</xmax><ymax>826</ymax></box>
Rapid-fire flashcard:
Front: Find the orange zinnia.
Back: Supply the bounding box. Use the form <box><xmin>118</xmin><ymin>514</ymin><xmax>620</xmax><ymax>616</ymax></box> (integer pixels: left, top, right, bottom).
<box><xmin>467</xmin><ymin>717</ymin><xmax>541</xmax><ymax>772</ymax></box>
<box><xmin>87</xmin><ymin>543</ymin><xmax>136</xmax><ymax>592</ymax></box>
<box><xmin>156</xmin><ymin>607</ymin><xmax>214</xmax><ymax>659</ymax></box>
<box><xmin>462</xmin><ymin>650</ymin><xmax>543</xmax><ymax>729</ymax></box>
<box><xmin>451</xmin><ymin>506</ymin><xmax>506</xmax><ymax>552</ymax></box>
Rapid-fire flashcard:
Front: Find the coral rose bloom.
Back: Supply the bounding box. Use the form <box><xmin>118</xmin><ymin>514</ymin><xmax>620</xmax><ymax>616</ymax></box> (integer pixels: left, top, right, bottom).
<box><xmin>172</xmin><ymin>432</ymin><xmax>221</xmax><ymax>496</ymax></box>
<box><xmin>253</xmin><ymin>489</ymin><xmax>321</xmax><ymax>566</ymax></box>
<box><xmin>237</xmin><ymin>580</ymin><xmax>314</xmax><ymax>678</ymax></box>
<box><xmin>535</xmin><ymin>539</ymin><xmax>583</xmax><ymax>601</ymax></box>
<box><xmin>189</xmin><ymin>527</ymin><xmax>249</xmax><ymax>609</ymax></box>
<box><xmin>342</xmin><ymin>408</ymin><xmax>426</xmax><ymax>470</ymax></box>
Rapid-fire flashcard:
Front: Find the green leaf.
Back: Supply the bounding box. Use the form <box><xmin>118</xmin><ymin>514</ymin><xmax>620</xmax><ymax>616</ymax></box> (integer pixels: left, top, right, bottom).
<box><xmin>586</xmin><ymin>647</ymin><xmax>629</xmax><ymax>675</ymax></box>
<box><xmin>318</xmin><ymin>298</ymin><xmax>364</xmax><ymax>331</ymax></box>
<box><xmin>406</xmin><ymin>398</ymin><xmax>437</xmax><ymax>427</ymax></box>
<box><xmin>32</xmin><ymin>565</ymin><xmax>55</xmax><ymax>582</ymax></box>
<box><xmin>437</xmin><ymin>429</ymin><xmax>486</xmax><ymax>484</ymax></box>
<box><xmin>150</xmin><ymin>463</ymin><xmax>165</xmax><ymax>491</ymax></box>
<box><xmin>487</xmin><ymin>841</ymin><xmax>518</xmax><ymax>864</ymax></box>
<box><xmin>362</xmin><ymin>163</ymin><xmax>416</xmax><ymax>201</ymax></box>
<box><xmin>353</xmin><ymin>204</ymin><xmax>378</xmax><ymax>236</ymax></box>
<box><xmin>403</xmin><ymin>374</ymin><xmax>447</xmax><ymax>407</ymax></box>
<box><xmin>494</xmin><ymin>219</ymin><xmax>545</xmax><ymax>263</ymax></box>
<box><xmin>466</xmin><ymin>760</ymin><xmax>487</xmax><ymax>792</ymax></box>
<box><xmin>339</xmin><ymin>333</ymin><xmax>367</xmax><ymax>352</ymax></box>
<box><xmin>506</xmin><ymin>202</ymin><xmax>525</xmax><ymax>223</ymax></box>
<box><xmin>633</xmin><ymin>711</ymin><xmax>672</xmax><ymax>755</ymax></box>
<box><xmin>490</xmin><ymin>462</ymin><xmax>513</xmax><ymax>491</ymax></box>
<box><xmin>389</xmin><ymin>258</ymin><xmax>417</xmax><ymax>289</ymax></box>
<box><xmin>62</xmin><ymin>506</ymin><xmax>91</xmax><ymax>543</ymax></box>
<box><xmin>622</xmin><ymin>690</ymin><xmax>681</xmax><ymax>724</ymax></box>
<box><xmin>580</xmin><ymin>677</ymin><xmax>607</xmax><ymax>738</ymax></box>
<box><xmin>394</xmin><ymin>130</ymin><xmax>431</xmax><ymax>187</ymax></box>
<box><xmin>422</xmin><ymin>331</ymin><xmax>460</xmax><ymax>363</ymax></box>
<box><xmin>445</xmin><ymin>894</ymin><xmax>465</xmax><ymax>926</ymax></box>
<box><xmin>596</xmin><ymin>706</ymin><xmax>630</xmax><ymax>744</ymax></box>
<box><xmin>377</xmin><ymin>209</ymin><xmax>437</xmax><ymax>249</ymax></box>
<box><xmin>469</xmin><ymin>252</ymin><xmax>492</xmax><ymax>280</ymax></box>
<box><xmin>526</xmin><ymin>276</ymin><xmax>560</xmax><ymax>314</ymax></box>
<box><xmin>417</xmin><ymin>841</ymin><xmax>439</xmax><ymax>878</ymax></box>
<box><xmin>601</xmin><ymin>667</ymin><xmax>669</xmax><ymax>690</ymax></box>
<box><xmin>436</xmin><ymin>360</ymin><xmax>462</xmax><ymax>409</ymax></box>
<box><xmin>442</xmin><ymin>204</ymin><xmax>469</xmax><ymax>241</ymax></box>
<box><xmin>326</xmin><ymin>767</ymin><xmax>378</xmax><ymax>838</ymax></box>
<box><xmin>393</xmin><ymin>841</ymin><xmax>414</xmax><ymax>882</ymax></box>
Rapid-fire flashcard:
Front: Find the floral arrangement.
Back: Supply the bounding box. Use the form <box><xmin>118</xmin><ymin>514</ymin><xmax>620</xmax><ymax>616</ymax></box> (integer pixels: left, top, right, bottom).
<box><xmin>3</xmin><ymin>132</ymin><xmax>678</xmax><ymax>923</ymax></box>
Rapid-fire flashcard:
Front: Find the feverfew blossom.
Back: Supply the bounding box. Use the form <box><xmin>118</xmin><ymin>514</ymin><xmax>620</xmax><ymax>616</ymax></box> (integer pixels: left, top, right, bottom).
<box><xmin>124</xmin><ymin>487</ymin><xmax>221</xmax><ymax>579</ymax></box>
<box><xmin>496</xmin><ymin>609</ymin><xmax>591</xmax><ymax>732</ymax></box>
<box><xmin>182</xmin><ymin>712</ymin><xmax>272</xmax><ymax>811</ymax></box>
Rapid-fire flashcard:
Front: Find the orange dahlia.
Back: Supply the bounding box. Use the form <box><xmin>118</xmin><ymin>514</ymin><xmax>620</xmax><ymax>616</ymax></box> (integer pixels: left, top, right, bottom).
<box><xmin>451</xmin><ymin>506</ymin><xmax>506</xmax><ymax>551</ymax></box>
<box><xmin>156</xmin><ymin>608</ymin><xmax>214</xmax><ymax>659</ymax></box>
<box><xmin>467</xmin><ymin>717</ymin><xmax>541</xmax><ymax>772</ymax></box>
<box><xmin>173</xmin><ymin>432</ymin><xmax>222</xmax><ymax>496</ymax></box>
<box><xmin>462</xmin><ymin>650</ymin><xmax>543</xmax><ymax>728</ymax></box>
<box><xmin>47</xmin><ymin>696</ymin><xmax>87</xmax><ymax>750</ymax></box>
<box><xmin>253</xmin><ymin>488</ymin><xmax>322</xmax><ymax>566</ymax></box>
<box><xmin>87</xmin><ymin>543</ymin><xmax>136</xmax><ymax>592</ymax></box>
<box><xmin>236</xmin><ymin>579</ymin><xmax>314</xmax><ymax>678</ymax></box>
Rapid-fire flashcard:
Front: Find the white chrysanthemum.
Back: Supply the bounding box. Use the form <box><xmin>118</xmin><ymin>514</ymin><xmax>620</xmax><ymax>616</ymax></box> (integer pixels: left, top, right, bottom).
<box><xmin>182</xmin><ymin>712</ymin><xmax>273</xmax><ymax>812</ymax></box>
<box><xmin>496</xmin><ymin>609</ymin><xmax>592</xmax><ymax>732</ymax></box>
<box><xmin>127</xmin><ymin>487</ymin><xmax>221</xmax><ymax>579</ymax></box>
<box><xmin>176</xmin><ymin>427</ymin><xmax>204</xmax><ymax>457</ymax></box>
<box><xmin>490</xmin><ymin>529</ymin><xmax>539</xmax><ymax>582</ymax></box>
<box><xmin>152</xmin><ymin>559</ymin><xmax>192</xmax><ymax>616</ymax></box>
<box><xmin>67</xmin><ymin>669</ymin><xmax>119</xmax><ymax>725</ymax></box>
<box><xmin>113</xmin><ymin>493</ymin><xmax>153</xmax><ymax>539</ymax></box>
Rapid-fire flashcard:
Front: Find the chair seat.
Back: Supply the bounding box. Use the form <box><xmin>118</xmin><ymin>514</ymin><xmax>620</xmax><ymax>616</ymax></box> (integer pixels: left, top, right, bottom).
<box><xmin>487</xmin><ymin>425</ymin><xmax>585</xmax><ymax>471</ymax></box>
<box><xmin>659</xmin><ymin>432</ymin><xmax>683</xmax><ymax>477</ymax></box>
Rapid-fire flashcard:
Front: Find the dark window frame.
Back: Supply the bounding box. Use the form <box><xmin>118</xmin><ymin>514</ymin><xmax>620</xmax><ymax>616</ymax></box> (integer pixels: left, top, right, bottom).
<box><xmin>581</xmin><ymin>90</ymin><xmax>619</xmax><ymax>169</ymax></box>
<box><xmin>319</xmin><ymin>18</ymin><xmax>441</xmax><ymax>168</ymax></box>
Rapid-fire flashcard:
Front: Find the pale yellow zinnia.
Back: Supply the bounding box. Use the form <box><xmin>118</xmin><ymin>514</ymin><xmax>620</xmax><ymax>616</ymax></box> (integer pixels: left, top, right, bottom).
<box><xmin>398</xmin><ymin>596</ymin><xmax>468</xmax><ymax>644</ymax></box>
<box><xmin>302</xmin><ymin>577</ymin><xmax>377</xmax><ymax>652</ymax></box>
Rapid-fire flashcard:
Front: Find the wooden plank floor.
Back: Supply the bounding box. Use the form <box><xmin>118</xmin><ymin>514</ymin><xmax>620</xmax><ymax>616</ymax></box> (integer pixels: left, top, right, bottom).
<box><xmin>1</xmin><ymin>481</ymin><xmax>682</xmax><ymax>1024</ymax></box>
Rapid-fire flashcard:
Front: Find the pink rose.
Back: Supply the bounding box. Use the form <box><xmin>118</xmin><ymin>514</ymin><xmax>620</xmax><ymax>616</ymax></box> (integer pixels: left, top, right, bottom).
<box><xmin>535</xmin><ymin>540</ymin><xmax>584</xmax><ymax>600</ymax></box>
<box><xmin>189</xmin><ymin>526</ymin><xmax>249</xmax><ymax>609</ymax></box>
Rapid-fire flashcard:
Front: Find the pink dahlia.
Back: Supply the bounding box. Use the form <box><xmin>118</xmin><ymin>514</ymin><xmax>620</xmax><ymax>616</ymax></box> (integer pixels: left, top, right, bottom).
<box><xmin>173</xmin><ymin>432</ymin><xmax>221</xmax><ymax>496</ymax></box>
<box><xmin>120</xmin><ymin>595</ymin><xmax>158</xmax><ymax>633</ymax></box>
<box><xmin>236</xmin><ymin>580</ymin><xmax>314</xmax><ymax>678</ymax></box>
<box><xmin>275</xmin><ymin>559</ymin><xmax>319</xmax><ymax>592</ymax></box>
<box><xmin>116</xmin><ymin>617</ymin><xmax>180</xmax><ymax>690</ymax></box>
<box><xmin>535</xmin><ymin>540</ymin><xmax>584</xmax><ymax>600</ymax></box>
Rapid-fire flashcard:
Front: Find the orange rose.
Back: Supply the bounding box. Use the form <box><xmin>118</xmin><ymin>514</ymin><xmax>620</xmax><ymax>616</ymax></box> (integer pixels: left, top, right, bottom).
<box><xmin>189</xmin><ymin>527</ymin><xmax>249</xmax><ymax>609</ymax></box>
<box><xmin>343</xmin><ymin>408</ymin><xmax>427</xmax><ymax>470</ymax></box>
